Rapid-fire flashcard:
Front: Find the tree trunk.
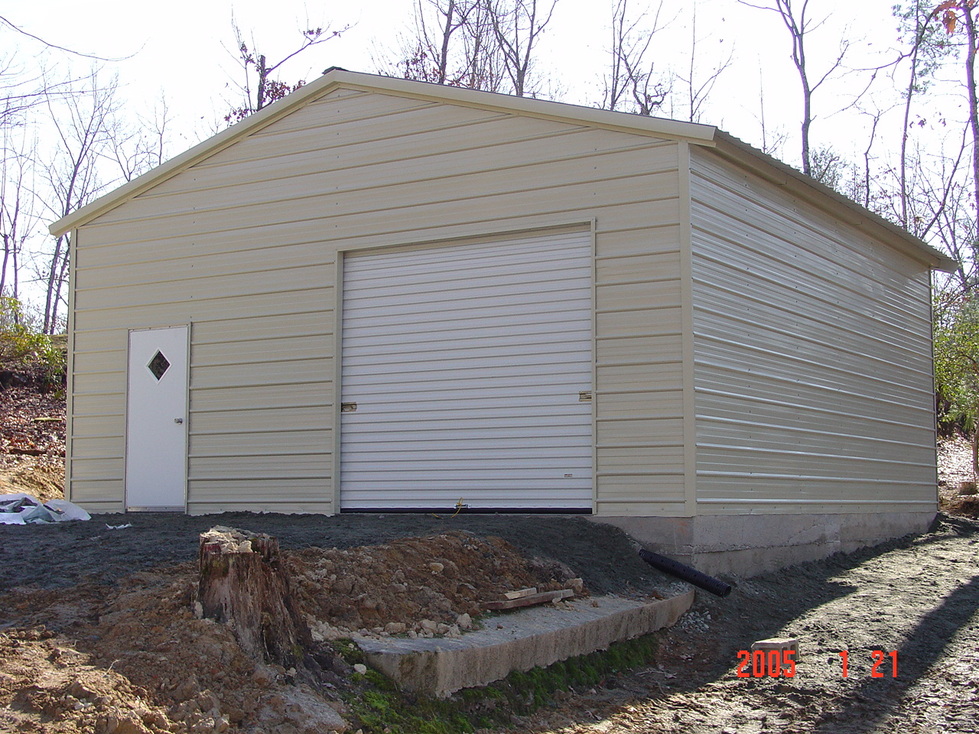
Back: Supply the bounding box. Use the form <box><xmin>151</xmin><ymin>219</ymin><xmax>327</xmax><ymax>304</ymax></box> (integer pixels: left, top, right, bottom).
<box><xmin>972</xmin><ymin>430</ymin><xmax>978</xmax><ymax>480</ymax></box>
<box><xmin>964</xmin><ymin>8</ymin><xmax>979</xmax><ymax>227</ymax></box>
<box><xmin>197</xmin><ymin>527</ymin><xmax>311</xmax><ymax>670</ymax></box>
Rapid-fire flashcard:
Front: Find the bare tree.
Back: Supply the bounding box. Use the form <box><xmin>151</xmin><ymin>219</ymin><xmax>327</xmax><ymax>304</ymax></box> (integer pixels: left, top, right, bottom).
<box><xmin>37</xmin><ymin>71</ymin><xmax>120</xmax><ymax>333</ymax></box>
<box><xmin>399</xmin><ymin>0</ymin><xmax>477</xmax><ymax>84</ymax></box>
<box><xmin>226</xmin><ymin>20</ymin><xmax>347</xmax><ymax>123</ymax></box>
<box><xmin>602</xmin><ymin>0</ymin><xmax>671</xmax><ymax>115</ymax></box>
<box><xmin>483</xmin><ymin>0</ymin><xmax>558</xmax><ymax>97</ymax></box>
<box><xmin>106</xmin><ymin>94</ymin><xmax>172</xmax><ymax>182</ymax></box>
<box><xmin>0</xmin><ymin>13</ymin><xmax>113</xmax><ymax>61</ymax></box>
<box><xmin>738</xmin><ymin>0</ymin><xmax>850</xmax><ymax>176</ymax></box>
<box><xmin>459</xmin><ymin>2</ymin><xmax>508</xmax><ymax>91</ymax></box>
<box><xmin>752</xmin><ymin>66</ymin><xmax>790</xmax><ymax>157</ymax></box>
<box><xmin>392</xmin><ymin>0</ymin><xmax>506</xmax><ymax>90</ymax></box>
<box><xmin>0</xmin><ymin>136</ymin><xmax>38</xmax><ymax>300</ymax></box>
<box><xmin>674</xmin><ymin>4</ymin><xmax>731</xmax><ymax>123</ymax></box>
<box><xmin>384</xmin><ymin>0</ymin><xmax>549</xmax><ymax>95</ymax></box>
<box><xmin>924</xmin><ymin>154</ymin><xmax>976</xmax><ymax>293</ymax></box>
<box><xmin>891</xmin><ymin>1</ymin><xmax>955</xmax><ymax>228</ymax></box>
<box><xmin>855</xmin><ymin>107</ymin><xmax>884</xmax><ymax>211</ymax></box>
<box><xmin>808</xmin><ymin>145</ymin><xmax>845</xmax><ymax>188</ymax></box>
<box><xmin>935</xmin><ymin>2</ymin><xmax>979</xmax><ymax>236</ymax></box>
<box><xmin>0</xmin><ymin>15</ymin><xmax>108</xmax><ymax>132</ymax></box>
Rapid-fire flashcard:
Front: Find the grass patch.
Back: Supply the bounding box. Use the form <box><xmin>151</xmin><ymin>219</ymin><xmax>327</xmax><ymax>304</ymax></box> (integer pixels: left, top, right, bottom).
<box><xmin>336</xmin><ymin>634</ymin><xmax>660</xmax><ymax>733</ymax></box>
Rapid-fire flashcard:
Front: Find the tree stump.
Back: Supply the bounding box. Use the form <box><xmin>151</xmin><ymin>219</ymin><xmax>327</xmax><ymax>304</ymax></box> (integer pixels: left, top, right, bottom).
<box><xmin>197</xmin><ymin>526</ymin><xmax>312</xmax><ymax>670</ymax></box>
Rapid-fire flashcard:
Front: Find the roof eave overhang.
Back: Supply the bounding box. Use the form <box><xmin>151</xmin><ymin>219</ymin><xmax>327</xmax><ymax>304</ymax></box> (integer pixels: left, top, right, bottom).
<box><xmin>711</xmin><ymin>131</ymin><xmax>959</xmax><ymax>274</ymax></box>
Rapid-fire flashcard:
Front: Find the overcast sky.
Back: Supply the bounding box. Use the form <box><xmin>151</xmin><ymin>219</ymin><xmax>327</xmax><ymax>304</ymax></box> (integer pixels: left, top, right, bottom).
<box><xmin>6</xmin><ymin>0</ymin><xmax>918</xmax><ymax>166</ymax></box>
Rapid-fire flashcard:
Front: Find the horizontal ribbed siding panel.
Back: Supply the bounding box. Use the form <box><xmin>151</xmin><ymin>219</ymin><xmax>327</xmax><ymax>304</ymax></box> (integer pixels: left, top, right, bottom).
<box><xmin>82</xmin><ymin>171</ymin><xmax>677</xmax><ymax>248</ymax></box>
<box><xmin>191</xmin><ymin>359</ymin><xmax>330</xmax><ymax>390</ymax></box>
<box><xmin>696</xmin><ymin>476</ymin><xmax>936</xmax><ymax>505</ymax></box>
<box><xmin>341</xmin><ymin>231</ymin><xmax>593</xmax><ymax>510</ymax></box>
<box><xmin>596</xmin><ymin>500</ymin><xmax>687</xmax><ymax>514</ymax></box>
<box><xmin>74</xmin><ymin>243</ymin><xmax>336</xmax><ymax>291</ymax></box>
<box><xmin>188</xmin><ymin>501</ymin><xmax>334</xmax><ymax>515</ymax></box>
<box><xmin>191</xmin><ymin>313</ymin><xmax>331</xmax><ymax>344</ymax></box>
<box><xmin>693</xmin><ymin>242</ymin><xmax>931</xmax><ymax>361</ymax></box>
<box><xmin>595</xmin><ymin>476</ymin><xmax>684</xmax><ymax>497</ymax></box>
<box><xmin>72</xmin><ymin>457</ymin><xmax>125</xmax><ymax>480</ymax></box>
<box><xmin>189</xmin><ymin>430</ymin><xmax>330</xmax><ymax>456</ymax></box>
<box><xmin>189</xmin><ymin>455</ymin><xmax>331</xmax><ymax>480</ymax></box>
<box><xmin>690</xmin><ymin>149</ymin><xmax>937</xmax><ymax>511</ymax></box>
<box><xmin>695</xmin><ymin>333</ymin><xmax>933</xmax><ymax>406</ymax></box>
<box><xmin>186</xmin><ymin>479</ymin><xmax>331</xmax><ymax>504</ymax></box>
<box><xmin>71</xmin><ymin>415</ymin><xmax>123</xmax><ymax>436</ymax></box>
<box><xmin>597</xmin><ymin>418</ymin><xmax>684</xmax><ymax>446</ymax></box>
<box><xmin>67</xmin><ymin>481</ymin><xmax>124</xmax><ymax>507</ymax></box>
<box><xmin>697</xmin><ymin>446</ymin><xmax>936</xmax><ymax>483</ymax></box>
<box><xmin>71</xmin><ymin>436</ymin><xmax>124</xmax><ymax>459</ymax></box>
<box><xmin>190</xmin><ymin>383</ymin><xmax>331</xmax><ymax>413</ymax></box>
<box><xmin>71</xmin><ymin>290</ymin><xmax>332</xmax><ymax>333</ymax></box>
<box><xmin>596</xmin><ymin>446</ymin><xmax>685</xmax><ymax>472</ymax></box>
<box><xmin>191</xmin><ymin>406</ymin><xmax>330</xmax><ymax>434</ymax></box>
<box><xmin>597</xmin><ymin>226</ymin><xmax>681</xmax><ymax>257</ymax></box>
<box><xmin>598</xmin><ymin>362</ymin><xmax>683</xmax><ymax>392</ymax></box>
<box><xmin>695</xmin><ymin>415</ymin><xmax>937</xmax><ymax>455</ymax></box>
<box><xmin>111</xmin><ymin>137</ymin><xmax>669</xmax><ymax>223</ymax></box>
<box><xmin>596</xmin><ymin>307</ymin><xmax>681</xmax><ymax>339</ymax></box>
<box><xmin>73</xmin><ymin>349</ymin><xmax>125</xmax><ymax>373</ymax></box>
<box><xmin>597</xmin><ymin>334</ymin><xmax>682</xmax><ymax>363</ymax></box>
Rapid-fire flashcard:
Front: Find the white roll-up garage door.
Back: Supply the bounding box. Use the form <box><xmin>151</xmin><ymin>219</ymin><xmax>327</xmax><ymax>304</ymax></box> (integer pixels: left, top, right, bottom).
<box><xmin>340</xmin><ymin>229</ymin><xmax>594</xmax><ymax>511</ymax></box>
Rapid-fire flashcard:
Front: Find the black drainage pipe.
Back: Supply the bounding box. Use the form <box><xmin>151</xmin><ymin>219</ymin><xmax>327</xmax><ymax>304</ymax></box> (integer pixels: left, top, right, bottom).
<box><xmin>638</xmin><ymin>548</ymin><xmax>733</xmax><ymax>597</ymax></box>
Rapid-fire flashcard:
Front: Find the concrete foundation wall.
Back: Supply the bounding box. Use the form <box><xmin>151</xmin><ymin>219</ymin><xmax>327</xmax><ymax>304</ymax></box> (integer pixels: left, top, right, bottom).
<box><xmin>590</xmin><ymin>511</ymin><xmax>936</xmax><ymax>577</ymax></box>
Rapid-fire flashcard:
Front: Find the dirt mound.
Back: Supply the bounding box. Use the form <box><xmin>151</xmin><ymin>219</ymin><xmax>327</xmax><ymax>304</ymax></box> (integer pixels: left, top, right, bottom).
<box><xmin>0</xmin><ymin>531</ymin><xmax>591</xmax><ymax>733</ymax></box>
<box><xmin>937</xmin><ymin>437</ymin><xmax>978</xmax><ymax>518</ymax></box>
<box><xmin>0</xmin><ymin>461</ymin><xmax>65</xmax><ymax>502</ymax></box>
<box><xmin>0</xmin><ymin>383</ymin><xmax>66</xmax><ymax>475</ymax></box>
<box><xmin>290</xmin><ymin>530</ymin><xmax>584</xmax><ymax>638</ymax></box>
<box><xmin>0</xmin><ymin>625</ymin><xmax>184</xmax><ymax>734</ymax></box>
<box><xmin>942</xmin><ymin>493</ymin><xmax>979</xmax><ymax>518</ymax></box>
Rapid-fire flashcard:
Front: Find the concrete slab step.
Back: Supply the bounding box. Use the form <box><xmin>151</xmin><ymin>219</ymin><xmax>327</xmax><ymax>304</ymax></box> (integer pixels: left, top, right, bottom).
<box><xmin>356</xmin><ymin>590</ymin><xmax>695</xmax><ymax>697</ymax></box>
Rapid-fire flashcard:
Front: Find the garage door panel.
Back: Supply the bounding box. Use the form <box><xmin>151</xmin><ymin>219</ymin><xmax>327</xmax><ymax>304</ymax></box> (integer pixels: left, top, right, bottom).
<box><xmin>341</xmin><ymin>319</ymin><xmax>592</xmax><ymax>347</ymax></box>
<box><xmin>341</xmin><ymin>230</ymin><xmax>594</xmax><ymax>510</ymax></box>
<box><xmin>344</xmin><ymin>367</ymin><xmax>591</xmax><ymax>390</ymax></box>
<box><xmin>340</xmin><ymin>336</ymin><xmax>593</xmax><ymax>363</ymax></box>
<box><xmin>343</xmin><ymin>290</ymin><xmax>592</xmax><ymax>321</ymax></box>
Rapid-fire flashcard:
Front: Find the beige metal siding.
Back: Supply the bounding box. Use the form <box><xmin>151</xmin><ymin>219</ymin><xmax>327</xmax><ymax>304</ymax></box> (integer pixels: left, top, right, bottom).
<box><xmin>68</xmin><ymin>88</ymin><xmax>687</xmax><ymax>514</ymax></box>
<box><xmin>689</xmin><ymin>149</ymin><xmax>937</xmax><ymax>514</ymax></box>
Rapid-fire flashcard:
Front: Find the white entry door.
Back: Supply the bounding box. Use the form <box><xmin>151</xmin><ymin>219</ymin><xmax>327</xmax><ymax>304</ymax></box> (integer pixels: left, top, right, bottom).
<box><xmin>125</xmin><ymin>326</ymin><xmax>189</xmax><ymax>510</ymax></box>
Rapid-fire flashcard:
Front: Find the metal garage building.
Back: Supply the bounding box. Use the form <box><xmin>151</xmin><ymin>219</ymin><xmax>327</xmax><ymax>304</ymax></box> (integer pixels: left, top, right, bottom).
<box><xmin>50</xmin><ymin>69</ymin><xmax>956</xmax><ymax>572</ymax></box>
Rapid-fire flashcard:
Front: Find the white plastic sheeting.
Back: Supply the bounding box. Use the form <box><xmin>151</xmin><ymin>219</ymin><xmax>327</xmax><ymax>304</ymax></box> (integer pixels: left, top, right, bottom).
<box><xmin>0</xmin><ymin>493</ymin><xmax>91</xmax><ymax>524</ymax></box>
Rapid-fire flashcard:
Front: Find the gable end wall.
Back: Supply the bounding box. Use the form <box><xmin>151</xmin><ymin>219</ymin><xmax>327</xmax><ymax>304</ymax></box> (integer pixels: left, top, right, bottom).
<box><xmin>67</xmin><ymin>89</ymin><xmax>690</xmax><ymax>515</ymax></box>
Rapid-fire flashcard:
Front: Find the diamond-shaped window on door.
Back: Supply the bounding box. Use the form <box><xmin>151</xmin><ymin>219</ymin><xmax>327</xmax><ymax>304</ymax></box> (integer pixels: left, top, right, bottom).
<box><xmin>148</xmin><ymin>350</ymin><xmax>171</xmax><ymax>381</ymax></box>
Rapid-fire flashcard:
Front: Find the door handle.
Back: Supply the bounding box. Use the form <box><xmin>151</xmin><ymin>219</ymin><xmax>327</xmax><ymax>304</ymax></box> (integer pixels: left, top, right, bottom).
<box><xmin>174</xmin><ymin>417</ymin><xmax>184</xmax><ymax>424</ymax></box>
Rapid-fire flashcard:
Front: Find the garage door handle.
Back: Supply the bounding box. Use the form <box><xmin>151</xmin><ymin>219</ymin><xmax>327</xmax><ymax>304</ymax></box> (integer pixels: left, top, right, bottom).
<box><xmin>174</xmin><ymin>417</ymin><xmax>184</xmax><ymax>424</ymax></box>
